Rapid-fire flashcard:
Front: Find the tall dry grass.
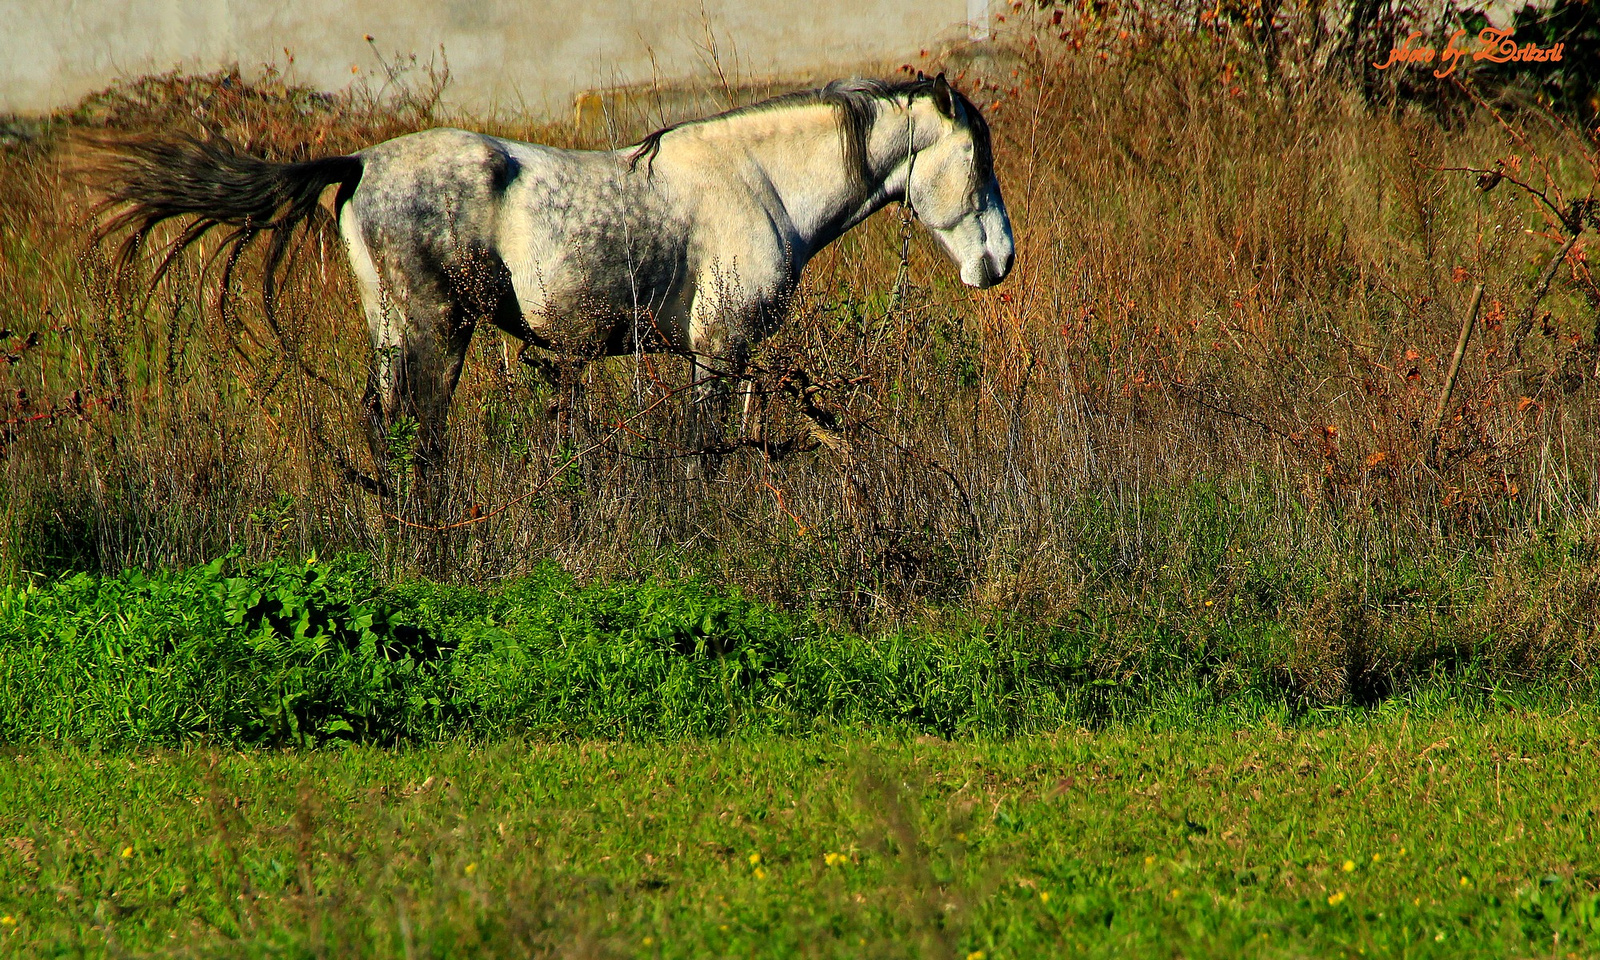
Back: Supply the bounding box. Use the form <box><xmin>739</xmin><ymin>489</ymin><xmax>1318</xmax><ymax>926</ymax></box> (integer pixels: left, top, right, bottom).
<box><xmin>1</xmin><ymin>7</ymin><xmax>1598</xmax><ymax>667</ymax></box>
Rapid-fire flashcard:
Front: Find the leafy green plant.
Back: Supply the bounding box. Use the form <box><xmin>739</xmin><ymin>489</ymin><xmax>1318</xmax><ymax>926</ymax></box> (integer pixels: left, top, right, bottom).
<box><xmin>2</xmin><ymin>538</ymin><xmax>1596</xmax><ymax>748</ymax></box>
<box><xmin>0</xmin><ymin>553</ymin><xmax>454</xmax><ymax>746</ymax></box>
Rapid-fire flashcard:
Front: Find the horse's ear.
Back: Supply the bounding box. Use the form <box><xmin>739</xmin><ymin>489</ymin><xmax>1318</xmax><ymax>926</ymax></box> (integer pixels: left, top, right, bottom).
<box><xmin>932</xmin><ymin>72</ymin><xmax>956</xmax><ymax>119</ymax></box>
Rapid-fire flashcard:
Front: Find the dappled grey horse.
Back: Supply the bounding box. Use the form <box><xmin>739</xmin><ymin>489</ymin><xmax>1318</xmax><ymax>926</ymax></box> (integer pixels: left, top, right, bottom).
<box><xmin>89</xmin><ymin>74</ymin><xmax>1013</xmax><ymax>493</ymax></box>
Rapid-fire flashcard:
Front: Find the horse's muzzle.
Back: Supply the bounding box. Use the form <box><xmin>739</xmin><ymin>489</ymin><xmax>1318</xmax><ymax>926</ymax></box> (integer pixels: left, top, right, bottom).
<box><xmin>968</xmin><ymin>249</ymin><xmax>1012</xmax><ymax>289</ymax></box>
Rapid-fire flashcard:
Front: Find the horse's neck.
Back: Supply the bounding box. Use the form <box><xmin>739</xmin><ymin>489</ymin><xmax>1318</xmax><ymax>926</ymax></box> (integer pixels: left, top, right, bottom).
<box><xmin>816</xmin><ymin>105</ymin><xmax>916</xmax><ymax>249</ymax></box>
<box><xmin>707</xmin><ymin>102</ymin><xmax>913</xmax><ymax>256</ymax></box>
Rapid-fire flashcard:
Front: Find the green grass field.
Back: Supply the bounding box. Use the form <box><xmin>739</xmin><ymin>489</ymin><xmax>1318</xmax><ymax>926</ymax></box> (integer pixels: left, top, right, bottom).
<box><xmin>5</xmin><ymin>710</ymin><xmax>1600</xmax><ymax>958</ymax></box>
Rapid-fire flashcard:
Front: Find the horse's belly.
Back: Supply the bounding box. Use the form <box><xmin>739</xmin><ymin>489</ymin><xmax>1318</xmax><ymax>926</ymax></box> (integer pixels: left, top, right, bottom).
<box><xmin>512</xmin><ymin>260</ymin><xmax>689</xmax><ymax>356</ymax></box>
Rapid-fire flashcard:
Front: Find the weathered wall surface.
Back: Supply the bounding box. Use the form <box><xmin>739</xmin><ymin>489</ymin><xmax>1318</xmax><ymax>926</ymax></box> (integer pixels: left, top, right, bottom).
<box><xmin>8</xmin><ymin>0</ymin><xmax>989</xmax><ymax>117</ymax></box>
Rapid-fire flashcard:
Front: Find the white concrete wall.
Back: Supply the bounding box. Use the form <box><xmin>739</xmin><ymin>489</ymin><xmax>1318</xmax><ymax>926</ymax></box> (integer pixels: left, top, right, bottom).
<box><xmin>8</xmin><ymin>0</ymin><xmax>988</xmax><ymax>117</ymax></box>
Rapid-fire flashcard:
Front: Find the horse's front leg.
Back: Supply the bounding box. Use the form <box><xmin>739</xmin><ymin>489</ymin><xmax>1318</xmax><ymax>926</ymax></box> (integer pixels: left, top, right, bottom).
<box><xmin>691</xmin><ymin>350</ymin><xmax>732</xmax><ymax>473</ymax></box>
<box><xmin>740</xmin><ymin>378</ymin><xmax>766</xmax><ymax>446</ymax></box>
<box><xmin>686</xmin><ymin>352</ymin><xmax>742</xmax><ymax>480</ymax></box>
<box><xmin>685</xmin><ymin>261</ymin><xmax>780</xmax><ymax>478</ymax></box>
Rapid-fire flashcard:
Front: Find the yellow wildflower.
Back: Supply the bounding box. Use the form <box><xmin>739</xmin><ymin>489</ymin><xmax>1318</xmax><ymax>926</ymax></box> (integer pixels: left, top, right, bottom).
<box><xmin>1328</xmin><ymin>891</ymin><xmax>1347</xmax><ymax>906</ymax></box>
<box><xmin>0</xmin><ymin>916</ymin><xmax>15</xmax><ymax>927</ymax></box>
<box><xmin>967</xmin><ymin>952</ymin><xmax>986</xmax><ymax>960</ymax></box>
<box><xmin>824</xmin><ymin>852</ymin><xmax>847</xmax><ymax>867</ymax></box>
<box><xmin>749</xmin><ymin>852</ymin><xmax>761</xmax><ymax>866</ymax></box>
<box><xmin>1039</xmin><ymin>891</ymin><xmax>1050</xmax><ymax>903</ymax></box>
<box><xmin>464</xmin><ymin>863</ymin><xmax>477</xmax><ymax>876</ymax></box>
<box><xmin>1341</xmin><ymin>859</ymin><xmax>1355</xmax><ymax>873</ymax></box>
<box><xmin>753</xmin><ymin>867</ymin><xmax>767</xmax><ymax>880</ymax></box>
<box><xmin>120</xmin><ymin>846</ymin><xmax>133</xmax><ymax>859</ymax></box>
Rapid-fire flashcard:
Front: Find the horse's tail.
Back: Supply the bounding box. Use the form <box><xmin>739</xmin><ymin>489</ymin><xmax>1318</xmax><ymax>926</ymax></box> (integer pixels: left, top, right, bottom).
<box><xmin>81</xmin><ymin>132</ymin><xmax>364</xmax><ymax>316</ymax></box>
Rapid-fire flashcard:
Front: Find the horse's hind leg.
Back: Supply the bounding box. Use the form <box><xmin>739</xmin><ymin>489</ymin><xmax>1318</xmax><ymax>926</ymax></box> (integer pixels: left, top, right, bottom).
<box><xmin>341</xmin><ymin>205</ymin><xmax>399</xmax><ymax>489</ymax></box>
<box><xmin>340</xmin><ymin>205</ymin><xmax>471</xmax><ymax>508</ymax></box>
<box><xmin>369</xmin><ymin>295</ymin><xmax>470</xmax><ymax>499</ymax></box>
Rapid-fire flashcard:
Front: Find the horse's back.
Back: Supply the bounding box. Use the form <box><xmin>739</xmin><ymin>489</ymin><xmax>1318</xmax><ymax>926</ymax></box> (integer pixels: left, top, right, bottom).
<box><xmin>348</xmin><ymin>127</ymin><xmax>649</xmax><ymax>247</ymax></box>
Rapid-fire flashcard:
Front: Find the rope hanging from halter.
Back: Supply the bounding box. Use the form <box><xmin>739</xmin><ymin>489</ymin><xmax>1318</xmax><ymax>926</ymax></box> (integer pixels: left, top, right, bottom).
<box><xmin>887</xmin><ymin>103</ymin><xmax>917</xmax><ymax>316</ymax></box>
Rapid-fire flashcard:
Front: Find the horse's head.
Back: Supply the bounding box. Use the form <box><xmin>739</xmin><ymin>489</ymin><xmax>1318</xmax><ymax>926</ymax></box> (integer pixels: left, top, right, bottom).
<box><xmin>905</xmin><ymin>74</ymin><xmax>1014</xmax><ymax>289</ymax></box>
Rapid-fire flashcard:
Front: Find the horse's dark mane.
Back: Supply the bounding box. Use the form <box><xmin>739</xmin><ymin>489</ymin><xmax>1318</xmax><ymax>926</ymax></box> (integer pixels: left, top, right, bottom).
<box><xmin>627</xmin><ymin>77</ymin><xmax>993</xmax><ymax>187</ymax></box>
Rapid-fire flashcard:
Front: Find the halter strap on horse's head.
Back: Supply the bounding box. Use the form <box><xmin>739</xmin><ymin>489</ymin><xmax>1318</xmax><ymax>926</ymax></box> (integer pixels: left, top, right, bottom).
<box><xmin>901</xmin><ymin>104</ymin><xmax>918</xmax><ymax>221</ymax></box>
<box><xmin>900</xmin><ymin>72</ymin><xmax>961</xmax><ymax>214</ymax></box>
